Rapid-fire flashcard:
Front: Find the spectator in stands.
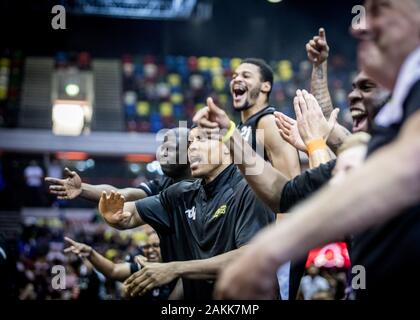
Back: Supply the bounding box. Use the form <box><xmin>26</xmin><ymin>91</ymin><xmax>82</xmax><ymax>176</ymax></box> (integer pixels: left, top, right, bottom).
<box><xmin>24</xmin><ymin>160</ymin><xmax>45</xmax><ymax>207</ymax></box>
<box><xmin>63</xmin><ymin>231</ymin><xmax>176</xmax><ymax>300</ymax></box>
<box><xmin>299</xmin><ymin>264</ymin><xmax>330</xmax><ymax>300</ymax></box>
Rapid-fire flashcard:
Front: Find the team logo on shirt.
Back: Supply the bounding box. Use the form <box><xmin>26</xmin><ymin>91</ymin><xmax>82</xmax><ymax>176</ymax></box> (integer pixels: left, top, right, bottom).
<box><xmin>212</xmin><ymin>204</ymin><xmax>227</xmax><ymax>219</ymax></box>
<box><xmin>185</xmin><ymin>206</ymin><xmax>196</xmax><ymax>220</ymax></box>
<box><xmin>240</xmin><ymin>126</ymin><xmax>252</xmax><ymax>143</ymax></box>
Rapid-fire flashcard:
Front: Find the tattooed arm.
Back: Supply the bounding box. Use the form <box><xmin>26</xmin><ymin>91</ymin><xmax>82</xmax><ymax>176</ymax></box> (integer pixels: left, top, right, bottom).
<box><xmin>307</xmin><ymin>28</ymin><xmax>333</xmax><ymax>118</ymax></box>
<box><xmin>307</xmin><ymin>28</ymin><xmax>351</xmax><ymax>153</ymax></box>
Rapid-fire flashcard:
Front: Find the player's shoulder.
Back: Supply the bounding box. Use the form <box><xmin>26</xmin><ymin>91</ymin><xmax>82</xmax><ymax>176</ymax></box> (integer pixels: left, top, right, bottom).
<box><xmin>256</xmin><ymin>107</ymin><xmax>278</xmax><ymax>128</ymax></box>
<box><xmin>230</xmin><ymin>170</ymin><xmax>252</xmax><ymax>196</ymax></box>
<box><xmin>157</xmin><ymin>175</ymin><xmax>175</xmax><ymax>189</ymax></box>
<box><xmin>164</xmin><ymin>178</ymin><xmax>200</xmax><ymax>195</ymax></box>
<box><xmin>257</xmin><ymin>112</ymin><xmax>276</xmax><ymax>128</ymax></box>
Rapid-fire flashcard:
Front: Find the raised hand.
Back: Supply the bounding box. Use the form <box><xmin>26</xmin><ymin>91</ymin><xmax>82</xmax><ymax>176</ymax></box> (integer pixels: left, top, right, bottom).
<box><xmin>192</xmin><ymin>97</ymin><xmax>231</xmax><ymax>130</ymax></box>
<box><xmin>98</xmin><ymin>191</ymin><xmax>130</xmax><ymax>227</ymax></box>
<box><xmin>306</xmin><ymin>28</ymin><xmax>329</xmax><ymax>65</ymax></box>
<box><xmin>63</xmin><ymin>236</ymin><xmax>92</xmax><ymax>258</ymax></box>
<box><xmin>45</xmin><ymin>168</ymin><xmax>82</xmax><ymax>200</ymax></box>
<box><xmin>274</xmin><ymin>112</ymin><xmax>307</xmax><ymax>153</ymax></box>
<box><xmin>293</xmin><ymin>90</ymin><xmax>339</xmax><ymax>145</ymax></box>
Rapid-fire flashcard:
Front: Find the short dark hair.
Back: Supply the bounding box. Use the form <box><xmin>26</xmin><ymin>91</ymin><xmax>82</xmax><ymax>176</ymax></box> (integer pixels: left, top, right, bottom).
<box><xmin>241</xmin><ymin>58</ymin><xmax>274</xmax><ymax>98</ymax></box>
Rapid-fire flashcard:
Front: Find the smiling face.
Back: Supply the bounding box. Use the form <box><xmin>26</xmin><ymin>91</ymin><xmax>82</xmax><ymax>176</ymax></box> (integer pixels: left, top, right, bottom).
<box><xmin>187</xmin><ymin>127</ymin><xmax>230</xmax><ymax>180</ymax></box>
<box><xmin>230</xmin><ymin>63</ymin><xmax>270</xmax><ymax>111</ymax></box>
<box><xmin>142</xmin><ymin>233</ymin><xmax>161</xmax><ymax>263</ymax></box>
<box><xmin>348</xmin><ymin>71</ymin><xmax>390</xmax><ymax>133</ymax></box>
<box><xmin>353</xmin><ymin>0</ymin><xmax>420</xmax><ymax>89</ymax></box>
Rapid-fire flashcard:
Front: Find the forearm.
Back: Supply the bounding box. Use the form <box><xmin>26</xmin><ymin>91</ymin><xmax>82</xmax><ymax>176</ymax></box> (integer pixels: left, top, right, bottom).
<box><xmin>88</xmin><ymin>250</ymin><xmax>131</xmax><ymax>281</ymax></box>
<box><xmin>311</xmin><ymin>62</ymin><xmax>333</xmax><ymax>118</ymax></box>
<box><xmin>326</xmin><ymin>124</ymin><xmax>351</xmax><ymax>154</ymax></box>
<box><xmin>255</xmin><ymin>135</ymin><xmax>420</xmax><ymax>273</ymax></box>
<box><xmin>308</xmin><ymin>148</ymin><xmax>332</xmax><ymax>168</ymax></box>
<box><xmin>228</xmin><ymin>129</ymin><xmax>288</xmax><ymax>212</ymax></box>
<box><xmin>172</xmin><ymin>248</ymin><xmax>245</xmax><ymax>280</ymax></box>
<box><xmin>81</xmin><ymin>183</ymin><xmax>116</xmax><ymax>202</ymax></box>
<box><xmin>119</xmin><ymin>188</ymin><xmax>147</xmax><ymax>202</ymax></box>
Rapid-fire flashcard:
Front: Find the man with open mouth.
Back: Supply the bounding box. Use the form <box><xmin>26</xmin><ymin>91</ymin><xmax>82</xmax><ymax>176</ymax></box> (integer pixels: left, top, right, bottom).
<box><xmin>230</xmin><ymin>58</ymin><xmax>301</xmax><ymax>179</ymax></box>
<box><xmin>349</xmin><ymin>71</ymin><xmax>390</xmax><ymax>133</ymax></box>
<box><xmin>97</xmin><ymin>126</ymin><xmax>275</xmax><ymax>300</ymax></box>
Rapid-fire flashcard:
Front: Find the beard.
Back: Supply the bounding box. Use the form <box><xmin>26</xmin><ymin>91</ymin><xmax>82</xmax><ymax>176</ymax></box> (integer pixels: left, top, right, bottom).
<box><xmin>233</xmin><ymin>86</ymin><xmax>261</xmax><ymax>112</ymax></box>
<box><xmin>367</xmin><ymin>92</ymin><xmax>392</xmax><ymax>130</ymax></box>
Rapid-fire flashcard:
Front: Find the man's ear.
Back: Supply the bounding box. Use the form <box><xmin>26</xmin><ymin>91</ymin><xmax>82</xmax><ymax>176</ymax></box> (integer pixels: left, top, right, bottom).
<box><xmin>261</xmin><ymin>81</ymin><xmax>271</xmax><ymax>95</ymax></box>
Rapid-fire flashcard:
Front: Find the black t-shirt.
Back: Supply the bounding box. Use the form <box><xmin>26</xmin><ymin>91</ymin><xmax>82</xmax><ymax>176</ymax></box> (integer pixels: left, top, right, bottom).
<box><xmin>238</xmin><ymin>106</ymin><xmax>276</xmax><ymax>161</ymax></box>
<box><xmin>279</xmin><ymin>160</ymin><xmax>336</xmax><ymax>212</ymax></box>
<box><xmin>350</xmin><ymin>80</ymin><xmax>420</xmax><ymax>300</ymax></box>
<box><xmin>278</xmin><ymin>160</ymin><xmax>335</xmax><ymax>300</ymax></box>
<box><xmin>137</xmin><ymin>175</ymin><xmax>178</xmax><ymax>264</ymax></box>
<box><xmin>134</xmin><ymin>164</ymin><xmax>275</xmax><ymax>300</ymax></box>
<box><xmin>137</xmin><ymin>176</ymin><xmax>175</xmax><ymax>197</ymax></box>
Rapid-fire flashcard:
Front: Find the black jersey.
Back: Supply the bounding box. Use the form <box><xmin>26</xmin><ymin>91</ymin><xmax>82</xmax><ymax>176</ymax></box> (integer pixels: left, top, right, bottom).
<box><xmin>279</xmin><ymin>160</ymin><xmax>336</xmax><ymax>300</ymax></box>
<box><xmin>280</xmin><ymin>160</ymin><xmax>336</xmax><ymax>212</ymax></box>
<box><xmin>350</xmin><ymin>80</ymin><xmax>420</xmax><ymax>300</ymax></box>
<box><xmin>134</xmin><ymin>164</ymin><xmax>275</xmax><ymax>300</ymax></box>
<box><xmin>237</xmin><ymin>106</ymin><xmax>276</xmax><ymax>161</ymax></box>
<box><xmin>137</xmin><ymin>176</ymin><xmax>175</xmax><ymax>197</ymax></box>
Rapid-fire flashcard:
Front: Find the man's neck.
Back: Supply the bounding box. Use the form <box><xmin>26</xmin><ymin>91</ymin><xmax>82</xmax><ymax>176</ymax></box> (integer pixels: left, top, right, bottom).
<box><xmin>241</xmin><ymin>101</ymin><xmax>269</xmax><ymax>123</ymax></box>
<box><xmin>204</xmin><ymin>163</ymin><xmax>231</xmax><ymax>184</ymax></box>
<box><xmin>173</xmin><ymin>169</ymin><xmax>192</xmax><ymax>182</ymax></box>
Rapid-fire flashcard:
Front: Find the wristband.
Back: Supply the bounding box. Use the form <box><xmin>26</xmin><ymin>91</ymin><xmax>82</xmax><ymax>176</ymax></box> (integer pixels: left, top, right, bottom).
<box><xmin>222</xmin><ymin>121</ymin><xmax>236</xmax><ymax>143</ymax></box>
<box><xmin>306</xmin><ymin>138</ymin><xmax>327</xmax><ymax>156</ymax></box>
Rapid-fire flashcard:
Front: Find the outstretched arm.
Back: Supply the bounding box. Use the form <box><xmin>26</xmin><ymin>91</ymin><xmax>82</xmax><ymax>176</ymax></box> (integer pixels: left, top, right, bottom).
<box><xmin>214</xmin><ymin>109</ymin><xmax>420</xmax><ymax>299</ymax></box>
<box><xmin>46</xmin><ymin>168</ymin><xmax>148</xmax><ymax>202</ymax></box>
<box><xmin>64</xmin><ymin>237</ymin><xmax>131</xmax><ymax>281</ymax></box>
<box><xmin>81</xmin><ymin>184</ymin><xmax>148</xmax><ymax>202</ymax></box>
<box><xmin>98</xmin><ymin>191</ymin><xmax>144</xmax><ymax>230</ymax></box>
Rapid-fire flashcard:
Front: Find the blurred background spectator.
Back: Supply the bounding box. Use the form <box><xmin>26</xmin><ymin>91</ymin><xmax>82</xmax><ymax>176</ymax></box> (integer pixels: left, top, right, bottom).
<box><xmin>16</xmin><ymin>215</ymin><xmax>150</xmax><ymax>300</ymax></box>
